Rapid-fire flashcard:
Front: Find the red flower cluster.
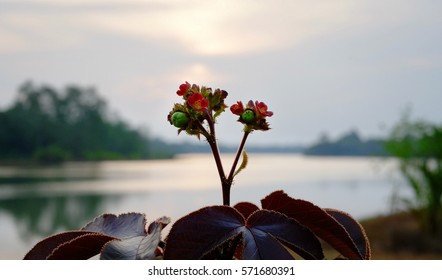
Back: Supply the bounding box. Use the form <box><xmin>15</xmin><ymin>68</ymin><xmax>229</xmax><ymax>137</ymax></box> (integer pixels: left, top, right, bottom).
<box><xmin>170</xmin><ymin>82</ymin><xmax>271</xmax><ymax>134</ymax></box>
<box><xmin>169</xmin><ymin>82</ymin><xmax>229</xmax><ymax>136</ymax></box>
<box><xmin>230</xmin><ymin>100</ymin><xmax>273</xmax><ymax>118</ymax></box>
<box><xmin>230</xmin><ymin>100</ymin><xmax>273</xmax><ymax>131</ymax></box>
<box><xmin>175</xmin><ymin>82</ymin><xmax>209</xmax><ymax>112</ymax></box>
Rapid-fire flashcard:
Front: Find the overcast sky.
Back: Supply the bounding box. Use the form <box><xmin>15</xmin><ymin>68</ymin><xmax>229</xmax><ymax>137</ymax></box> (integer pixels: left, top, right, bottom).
<box><xmin>1</xmin><ymin>0</ymin><xmax>441</xmax><ymax>145</ymax></box>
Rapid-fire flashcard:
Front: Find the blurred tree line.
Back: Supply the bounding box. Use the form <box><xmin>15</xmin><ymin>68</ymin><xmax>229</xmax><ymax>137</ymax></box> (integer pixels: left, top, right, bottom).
<box><xmin>0</xmin><ymin>82</ymin><xmax>162</xmax><ymax>163</ymax></box>
<box><xmin>303</xmin><ymin>130</ymin><xmax>388</xmax><ymax>156</ymax></box>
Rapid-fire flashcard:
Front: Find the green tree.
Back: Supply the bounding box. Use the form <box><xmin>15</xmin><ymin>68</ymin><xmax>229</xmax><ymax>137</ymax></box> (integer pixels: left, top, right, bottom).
<box><xmin>0</xmin><ymin>81</ymin><xmax>152</xmax><ymax>162</ymax></box>
<box><xmin>386</xmin><ymin>115</ymin><xmax>442</xmax><ymax>235</ymax></box>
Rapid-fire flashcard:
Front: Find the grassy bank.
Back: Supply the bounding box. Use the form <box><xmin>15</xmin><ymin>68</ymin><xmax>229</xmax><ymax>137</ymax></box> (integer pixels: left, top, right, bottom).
<box><xmin>361</xmin><ymin>211</ymin><xmax>442</xmax><ymax>259</ymax></box>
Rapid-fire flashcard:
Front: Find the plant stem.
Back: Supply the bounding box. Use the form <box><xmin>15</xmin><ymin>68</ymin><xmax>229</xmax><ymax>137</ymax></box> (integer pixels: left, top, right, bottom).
<box><xmin>207</xmin><ymin>136</ymin><xmax>227</xmax><ymax>188</ymax></box>
<box><xmin>204</xmin><ymin>113</ymin><xmax>230</xmax><ymax>205</ymax></box>
<box><xmin>219</xmin><ymin>131</ymin><xmax>250</xmax><ymax>206</ymax></box>
<box><xmin>227</xmin><ymin>131</ymin><xmax>250</xmax><ymax>183</ymax></box>
<box><xmin>204</xmin><ymin>113</ymin><xmax>250</xmax><ymax>206</ymax></box>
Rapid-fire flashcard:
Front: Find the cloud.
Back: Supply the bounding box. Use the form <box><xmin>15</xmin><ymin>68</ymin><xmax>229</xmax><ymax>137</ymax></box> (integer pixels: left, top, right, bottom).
<box><xmin>2</xmin><ymin>0</ymin><xmax>441</xmax><ymax>57</ymax></box>
<box><xmin>0</xmin><ymin>0</ymin><xmax>366</xmax><ymax>56</ymax></box>
<box><xmin>4</xmin><ymin>0</ymin><xmax>149</xmax><ymax>5</ymax></box>
<box><xmin>79</xmin><ymin>0</ymin><xmax>362</xmax><ymax>56</ymax></box>
<box><xmin>113</xmin><ymin>62</ymin><xmax>230</xmax><ymax>101</ymax></box>
<box><xmin>0</xmin><ymin>28</ymin><xmax>26</xmax><ymax>53</ymax></box>
<box><xmin>0</xmin><ymin>11</ymin><xmax>86</xmax><ymax>54</ymax></box>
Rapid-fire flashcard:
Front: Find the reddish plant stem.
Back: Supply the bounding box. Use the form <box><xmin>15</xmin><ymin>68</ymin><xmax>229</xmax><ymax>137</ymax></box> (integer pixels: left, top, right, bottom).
<box><xmin>195</xmin><ymin>121</ymin><xmax>211</xmax><ymax>139</ymax></box>
<box><xmin>227</xmin><ymin>131</ymin><xmax>250</xmax><ymax>183</ymax></box>
<box><xmin>207</xmin><ymin>136</ymin><xmax>228</xmax><ymax>202</ymax></box>
<box><xmin>204</xmin><ymin>113</ymin><xmax>250</xmax><ymax>206</ymax></box>
<box><xmin>195</xmin><ymin>122</ymin><xmax>225</xmax><ymax>184</ymax></box>
<box><xmin>204</xmin><ymin>114</ymin><xmax>230</xmax><ymax>205</ymax></box>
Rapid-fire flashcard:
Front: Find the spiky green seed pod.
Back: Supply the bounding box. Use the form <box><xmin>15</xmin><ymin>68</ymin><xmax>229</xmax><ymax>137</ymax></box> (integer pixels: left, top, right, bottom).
<box><xmin>172</xmin><ymin>111</ymin><xmax>189</xmax><ymax>128</ymax></box>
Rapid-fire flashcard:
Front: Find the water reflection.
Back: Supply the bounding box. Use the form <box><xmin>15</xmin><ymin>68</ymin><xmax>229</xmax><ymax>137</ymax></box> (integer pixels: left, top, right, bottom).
<box><xmin>0</xmin><ymin>162</ymin><xmax>116</xmax><ymax>240</ymax></box>
<box><xmin>0</xmin><ymin>155</ymin><xmax>407</xmax><ymax>259</ymax></box>
<box><xmin>0</xmin><ymin>193</ymin><xmax>120</xmax><ymax>239</ymax></box>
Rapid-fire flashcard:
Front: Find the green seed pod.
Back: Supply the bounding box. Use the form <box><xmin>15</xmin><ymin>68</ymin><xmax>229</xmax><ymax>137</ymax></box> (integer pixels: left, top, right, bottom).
<box><xmin>241</xmin><ymin>109</ymin><xmax>255</xmax><ymax>123</ymax></box>
<box><xmin>172</xmin><ymin>111</ymin><xmax>189</xmax><ymax>128</ymax></box>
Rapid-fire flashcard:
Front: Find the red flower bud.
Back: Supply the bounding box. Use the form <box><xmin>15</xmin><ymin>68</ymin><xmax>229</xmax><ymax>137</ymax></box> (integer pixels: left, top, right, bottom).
<box><xmin>176</xmin><ymin>82</ymin><xmax>191</xmax><ymax>96</ymax></box>
<box><xmin>230</xmin><ymin>101</ymin><xmax>245</xmax><ymax>115</ymax></box>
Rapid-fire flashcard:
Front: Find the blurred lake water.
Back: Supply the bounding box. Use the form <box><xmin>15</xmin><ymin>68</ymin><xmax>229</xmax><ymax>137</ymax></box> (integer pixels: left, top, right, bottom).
<box><xmin>0</xmin><ymin>154</ymin><xmax>410</xmax><ymax>259</ymax></box>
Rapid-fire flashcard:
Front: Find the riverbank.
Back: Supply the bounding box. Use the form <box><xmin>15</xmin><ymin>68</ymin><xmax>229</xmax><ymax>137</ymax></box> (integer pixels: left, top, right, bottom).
<box><xmin>361</xmin><ymin>211</ymin><xmax>442</xmax><ymax>259</ymax></box>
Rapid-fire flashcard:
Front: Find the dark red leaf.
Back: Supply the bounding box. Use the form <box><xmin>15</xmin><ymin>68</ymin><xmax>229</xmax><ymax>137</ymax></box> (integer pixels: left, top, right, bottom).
<box><xmin>24</xmin><ymin>230</ymin><xmax>116</xmax><ymax>260</ymax></box>
<box><xmin>242</xmin><ymin>227</ymin><xmax>293</xmax><ymax>259</ymax></box>
<box><xmin>234</xmin><ymin>202</ymin><xmax>259</xmax><ymax>219</ymax></box>
<box><xmin>47</xmin><ymin>233</ymin><xmax>117</xmax><ymax>260</ymax></box>
<box><xmin>164</xmin><ymin>206</ymin><xmax>243</xmax><ymax>259</ymax></box>
<box><xmin>164</xmin><ymin>206</ymin><xmax>323</xmax><ymax>260</ymax></box>
<box><xmin>245</xmin><ymin>210</ymin><xmax>324</xmax><ymax>259</ymax></box>
<box><xmin>25</xmin><ymin>213</ymin><xmax>170</xmax><ymax>260</ymax></box>
<box><xmin>325</xmin><ymin>209</ymin><xmax>371</xmax><ymax>259</ymax></box>
<box><xmin>261</xmin><ymin>190</ymin><xmax>366</xmax><ymax>259</ymax></box>
<box><xmin>82</xmin><ymin>212</ymin><xmax>146</xmax><ymax>239</ymax></box>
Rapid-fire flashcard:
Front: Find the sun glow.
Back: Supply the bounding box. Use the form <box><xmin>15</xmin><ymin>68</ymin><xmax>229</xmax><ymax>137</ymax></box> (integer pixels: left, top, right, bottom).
<box><xmin>0</xmin><ymin>0</ymin><xmax>360</xmax><ymax>56</ymax></box>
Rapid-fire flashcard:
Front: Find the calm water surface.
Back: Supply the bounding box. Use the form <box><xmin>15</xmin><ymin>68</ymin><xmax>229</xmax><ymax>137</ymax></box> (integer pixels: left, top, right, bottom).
<box><xmin>0</xmin><ymin>154</ymin><xmax>410</xmax><ymax>259</ymax></box>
